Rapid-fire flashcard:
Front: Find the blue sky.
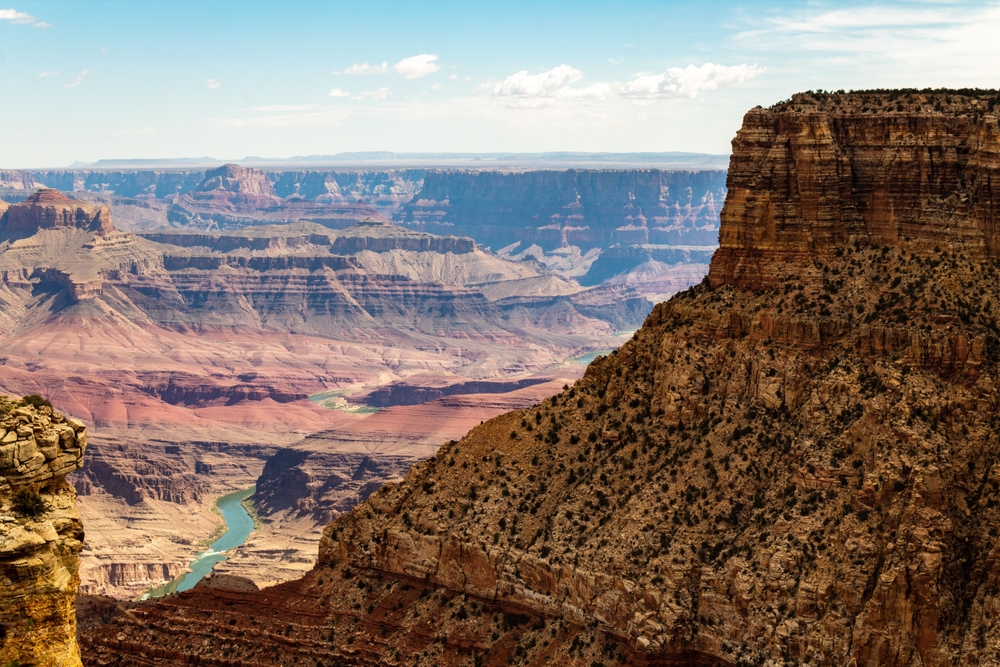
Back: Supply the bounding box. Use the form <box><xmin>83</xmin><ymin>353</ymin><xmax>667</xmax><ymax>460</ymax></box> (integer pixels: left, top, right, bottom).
<box><xmin>1</xmin><ymin>0</ymin><xmax>999</xmax><ymax>167</ymax></box>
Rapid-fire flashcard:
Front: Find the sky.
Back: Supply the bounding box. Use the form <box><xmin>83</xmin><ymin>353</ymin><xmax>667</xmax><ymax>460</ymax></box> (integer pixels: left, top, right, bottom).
<box><xmin>1</xmin><ymin>0</ymin><xmax>999</xmax><ymax>167</ymax></box>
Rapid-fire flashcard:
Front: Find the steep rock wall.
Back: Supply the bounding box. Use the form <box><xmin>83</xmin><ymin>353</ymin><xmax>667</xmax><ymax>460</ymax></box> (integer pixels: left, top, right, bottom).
<box><xmin>0</xmin><ymin>398</ymin><xmax>87</xmax><ymax>667</ymax></box>
<box><xmin>709</xmin><ymin>90</ymin><xmax>1000</xmax><ymax>289</ymax></box>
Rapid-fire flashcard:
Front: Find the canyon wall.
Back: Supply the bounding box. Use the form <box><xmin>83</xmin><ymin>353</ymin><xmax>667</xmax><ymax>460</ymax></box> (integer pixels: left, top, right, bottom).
<box><xmin>0</xmin><ymin>167</ymin><xmax>426</xmax><ymax>203</ymax></box>
<box><xmin>1</xmin><ymin>166</ymin><xmax>723</xmax><ymax>299</ymax></box>
<box><xmin>0</xmin><ymin>397</ymin><xmax>87</xmax><ymax>666</ymax></box>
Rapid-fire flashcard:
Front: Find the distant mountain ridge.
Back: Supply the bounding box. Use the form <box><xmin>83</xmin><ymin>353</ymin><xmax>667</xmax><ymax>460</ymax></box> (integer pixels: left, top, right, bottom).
<box><xmin>69</xmin><ymin>151</ymin><xmax>729</xmax><ymax>170</ymax></box>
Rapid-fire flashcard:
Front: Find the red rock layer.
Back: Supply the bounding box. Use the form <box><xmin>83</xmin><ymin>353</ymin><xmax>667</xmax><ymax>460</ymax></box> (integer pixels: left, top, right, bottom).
<box><xmin>709</xmin><ymin>90</ymin><xmax>1000</xmax><ymax>289</ymax></box>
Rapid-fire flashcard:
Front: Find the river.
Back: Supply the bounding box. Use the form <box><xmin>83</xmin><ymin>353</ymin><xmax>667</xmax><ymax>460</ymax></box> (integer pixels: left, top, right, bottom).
<box><xmin>142</xmin><ymin>486</ymin><xmax>256</xmax><ymax>599</ymax></box>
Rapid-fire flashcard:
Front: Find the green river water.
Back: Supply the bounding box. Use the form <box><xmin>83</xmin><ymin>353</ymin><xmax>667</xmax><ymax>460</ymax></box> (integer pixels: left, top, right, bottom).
<box><xmin>142</xmin><ymin>486</ymin><xmax>256</xmax><ymax>599</ymax></box>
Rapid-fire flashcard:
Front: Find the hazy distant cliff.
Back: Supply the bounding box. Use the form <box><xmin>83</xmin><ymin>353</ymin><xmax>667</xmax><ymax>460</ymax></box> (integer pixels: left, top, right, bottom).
<box><xmin>397</xmin><ymin>169</ymin><xmax>726</xmax><ymax>251</ymax></box>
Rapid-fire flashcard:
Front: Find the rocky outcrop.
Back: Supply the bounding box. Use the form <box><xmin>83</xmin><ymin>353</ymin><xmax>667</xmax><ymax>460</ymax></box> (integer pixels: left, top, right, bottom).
<box><xmin>709</xmin><ymin>89</ymin><xmax>1000</xmax><ymax>289</ymax></box>
<box><xmin>2</xmin><ymin>189</ymin><xmax>114</xmax><ymax>236</ymax></box>
<box><xmin>253</xmin><ymin>447</ymin><xmax>413</xmax><ymax>521</ymax></box>
<box><xmin>0</xmin><ymin>397</ymin><xmax>87</xmax><ymax>667</ymax></box>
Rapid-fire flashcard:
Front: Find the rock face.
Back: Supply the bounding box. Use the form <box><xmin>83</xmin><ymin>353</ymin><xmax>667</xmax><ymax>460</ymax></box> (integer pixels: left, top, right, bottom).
<box><xmin>398</xmin><ymin>169</ymin><xmax>725</xmax><ymax>251</ymax></box>
<box><xmin>709</xmin><ymin>89</ymin><xmax>1000</xmax><ymax>289</ymax></box>
<box><xmin>79</xmin><ymin>90</ymin><xmax>1000</xmax><ymax>667</ymax></box>
<box><xmin>195</xmin><ymin>164</ymin><xmax>277</xmax><ymax>197</ymax></box>
<box><xmin>0</xmin><ymin>397</ymin><xmax>87</xmax><ymax>667</ymax></box>
<box><xmin>2</xmin><ymin>188</ymin><xmax>114</xmax><ymax>236</ymax></box>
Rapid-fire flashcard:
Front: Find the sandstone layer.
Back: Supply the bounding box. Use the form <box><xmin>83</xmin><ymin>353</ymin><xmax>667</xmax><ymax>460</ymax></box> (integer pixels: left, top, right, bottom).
<box><xmin>80</xmin><ymin>90</ymin><xmax>1000</xmax><ymax>666</ymax></box>
<box><xmin>0</xmin><ymin>396</ymin><xmax>87</xmax><ymax>667</ymax></box>
<box><xmin>3</xmin><ymin>189</ymin><xmax>113</xmax><ymax>236</ymax></box>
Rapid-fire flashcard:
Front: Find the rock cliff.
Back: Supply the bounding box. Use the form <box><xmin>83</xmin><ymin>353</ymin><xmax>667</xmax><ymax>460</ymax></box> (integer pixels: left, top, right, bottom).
<box><xmin>709</xmin><ymin>89</ymin><xmax>1000</xmax><ymax>289</ymax></box>
<box><xmin>2</xmin><ymin>167</ymin><xmax>719</xmax><ymax>302</ymax></box>
<box><xmin>80</xmin><ymin>90</ymin><xmax>1000</xmax><ymax>667</ymax></box>
<box><xmin>398</xmin><ymin>169</ymin><xmax>725</xmax><ymax>252</ymax></box>
<box><xmin>397</xmin><ymin>169</ymin><xmax>724</xmax><ymax>301</ymax></box>
<box><xmin>0</xmin><ymin>396</ymin><xmax>87</xmax><ymax>666</ymax></box>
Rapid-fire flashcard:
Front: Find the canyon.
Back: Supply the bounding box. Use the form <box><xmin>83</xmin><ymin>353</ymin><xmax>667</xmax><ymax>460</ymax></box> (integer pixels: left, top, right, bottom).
<box><xmin>0</xmin><ymin>181</ymin><xmax>650</xmax><ymax>600</ymax></box>
<box><xmin>79</xmin><ymin>89</ymin><xmax>1000</xmax><ymax>666</ymax></box>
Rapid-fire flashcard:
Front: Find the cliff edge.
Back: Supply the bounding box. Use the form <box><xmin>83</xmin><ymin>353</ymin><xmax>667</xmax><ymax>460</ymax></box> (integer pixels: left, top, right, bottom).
<box><xmin>0</xmin><ymin>397</ymin><xmax>87</xmax><ymax>666</ymax></box>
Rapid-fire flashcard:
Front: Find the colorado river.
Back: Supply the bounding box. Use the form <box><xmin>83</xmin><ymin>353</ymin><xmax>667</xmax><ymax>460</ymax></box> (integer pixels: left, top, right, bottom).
<box><xmin>143</xmin><ymin>486</ymin><xmax>256</xmax><ymax>599</ymax></box>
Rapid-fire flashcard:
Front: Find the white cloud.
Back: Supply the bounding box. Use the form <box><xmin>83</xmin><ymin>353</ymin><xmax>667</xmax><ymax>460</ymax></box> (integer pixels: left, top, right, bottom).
<box><xmin>64</xmin><ymin>69</ymin><xmax>91</xmax><ymax>89</ymax></box>
<box><xmin>336</xmin><ymin>54</ymin><xmax>441</xmax><ymax>79</ymax></box>
<box><xmin>0</xmin><ymin>8</ymin><xmax>49</xmax><ymax>27</ymax></box>
<box><xmin>479</xmin><ymin>65</ymin><xmax>610</xmax><ymax>108</ymax></box>
<box><xmin>0</xmin><ymin>8</ymin><xmax>33</xmax><ymax>23</ymax></box>
<box><xmin>392</xmin><ymin>54</ymin><xmax>440</xmax><ymax>79</ymax></box>
<box><xmin>206</xmin><ymin>78</ymin><xmax>221</xmax><ymax>89</ymax></box>
<box><xmin>337</xmin><ymin>61</ymin><xmax>388</xmax><ymax>75</ymax></box>
<box><xmin>328</xmin><ymin>88</ymin><xmax>351</xmax><ymax>98</ymax></box>
<box><xmin>431</xmin><ymin>83</ymin><xmax>442</xmax><ymax>91</ymax></box>
<box><xmin>354</xmin><ymin>87</ymin><xmax>391</xmax><ymax>100</ymax></box>
<box><xmin>449</xmin><ymin>74</ymin><xmax>458</xmax><ymax>81</ymax></box>
<box><xmin>620</xmin><ymin>63</ymin><xmax>762</xmax><ymax>99</ymax></box>
<box><xmin>37</xmin><ymin>71</ymin><xmax>58</xmax><ymax>78</ymax></box>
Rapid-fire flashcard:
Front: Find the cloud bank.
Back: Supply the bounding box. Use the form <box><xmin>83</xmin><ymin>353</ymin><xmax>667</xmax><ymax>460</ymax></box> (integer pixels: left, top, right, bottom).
<box><xmin>480</xmin><ymin>65</ymin><xmax>610</xmax><ymax>108</ymax></box>
<box><xmin>392</xmin><ymin>54</ymin><xmax>439</xmax><ymax>79</ymax></box>
<box><xmin>480</xmin><ymin>63</ymin><xmax>758</xmax><ymax>108</ymax></box>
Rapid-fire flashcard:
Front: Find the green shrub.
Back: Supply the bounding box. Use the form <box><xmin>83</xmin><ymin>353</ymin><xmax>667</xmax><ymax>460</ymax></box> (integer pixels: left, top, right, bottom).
<box><xmin>11</xmin><ymin>489</ymin><xmax>49</xmax><ymax>517</ymax></box>
<box><xmin>21</xmin><ymin>394</ymin><xmax>52</xmax><ymax>410</ymax></box>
